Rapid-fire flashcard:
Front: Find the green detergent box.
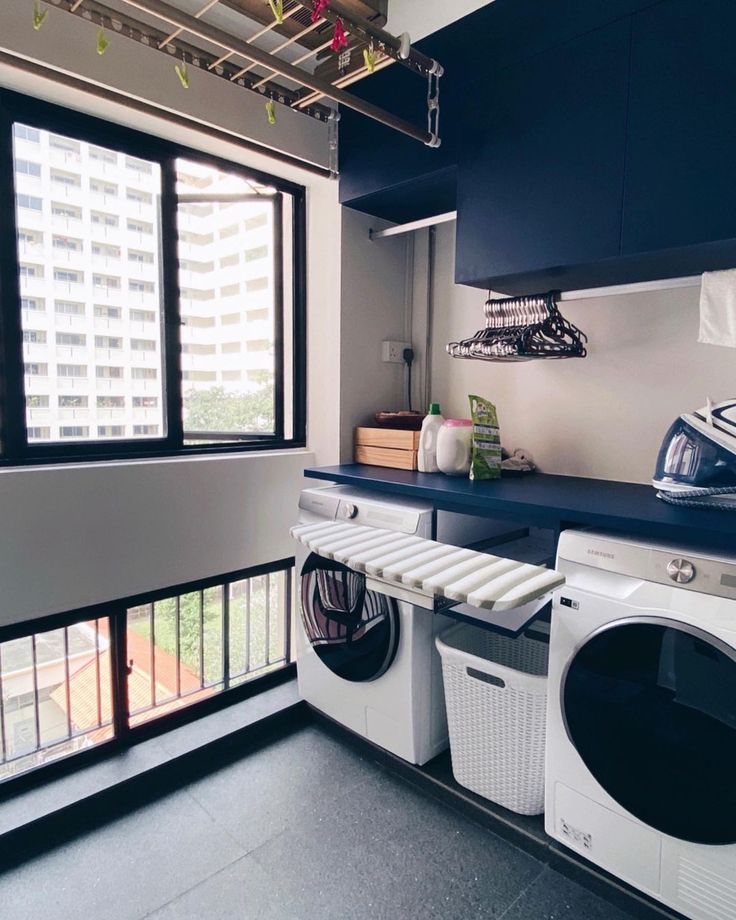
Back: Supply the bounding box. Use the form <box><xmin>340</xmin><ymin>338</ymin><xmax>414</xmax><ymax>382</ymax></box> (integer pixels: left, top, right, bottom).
<box><xmin>469</xmin><ymin>395</ymin><xmax>502</xmax><ymax>480</ymax></box>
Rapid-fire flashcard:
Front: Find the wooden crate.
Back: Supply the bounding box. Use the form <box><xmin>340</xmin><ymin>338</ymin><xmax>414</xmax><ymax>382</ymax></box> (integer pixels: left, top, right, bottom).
<box><xmin>354</xmin><ymin>427</ymin><xmax>419</xmax><ymax>470</ymax></box>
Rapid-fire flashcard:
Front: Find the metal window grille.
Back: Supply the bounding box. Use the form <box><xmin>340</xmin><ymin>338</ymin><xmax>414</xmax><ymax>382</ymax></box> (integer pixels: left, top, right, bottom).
<box><xmin>0</xmin><ymin>618</ymin><xmax>113</xmax><ymax>782</ymax></box>
<box><xmin>0</xmin><ymin>558</ymin><xmax>294</xmax><ymax>786</ymax></box>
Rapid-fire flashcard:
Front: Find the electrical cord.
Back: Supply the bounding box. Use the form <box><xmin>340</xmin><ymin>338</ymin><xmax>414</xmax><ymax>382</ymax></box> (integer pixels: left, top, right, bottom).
<box><xmin>403</xmin><ymin>347</ymin><xmax>415</xmax><ymax>412</ymax></box>
<box><xmin>657</xmin><ymin>486</ymin><xmax>736</xmax><ymax>510</ymax></box>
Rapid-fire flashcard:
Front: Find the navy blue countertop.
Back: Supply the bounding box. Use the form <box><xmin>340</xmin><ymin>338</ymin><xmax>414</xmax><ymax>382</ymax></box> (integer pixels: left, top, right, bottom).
<box><xmin>304</xmin><ymin>465</ymin><xmax>736</xmax><ymax>550</ymax></box>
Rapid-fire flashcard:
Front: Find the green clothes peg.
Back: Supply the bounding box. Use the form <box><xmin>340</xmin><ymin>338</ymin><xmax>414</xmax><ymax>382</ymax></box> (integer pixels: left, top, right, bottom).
<box><xmin>268</xmin><ymin>0</ymin><xmax>284</xmax><ymax>24</ymax></box>
<box><xmin>32</xmin><ymin>2</ymin><xmax>48</xmax><ymax>31</ymax></box>
<box><xmin>175</xmin><ymin>61</ymin><xmax>190</xmax><ymax>89</ymax></box>
<box><xmin>96</xmin><ymin>27</ymin><xmax>110</xmax><ymax>56</ymax></box>
<box><xmin>266</xmin><ymin>100</ymin><xmax>277</xmax><ymax>126</ymax></box>
<box><xmin>363</xmin><ymin>43</ymin><xmax>376</xmax><ymax>74</ymax></box>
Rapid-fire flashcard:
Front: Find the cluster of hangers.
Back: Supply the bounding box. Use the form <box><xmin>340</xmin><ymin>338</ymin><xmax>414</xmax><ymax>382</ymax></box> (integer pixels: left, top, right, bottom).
<box><xmin>447</xmin><ymin>291</ymin><xmax>588</xmax><ymax>362</ymax></box>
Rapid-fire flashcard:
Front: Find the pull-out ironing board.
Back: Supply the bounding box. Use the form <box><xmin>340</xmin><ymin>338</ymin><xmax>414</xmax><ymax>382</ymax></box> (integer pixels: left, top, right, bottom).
<box><xmin>290</xmin><ymin>521</ymin><xmax>565</xmax><ymax>619</ymax></box>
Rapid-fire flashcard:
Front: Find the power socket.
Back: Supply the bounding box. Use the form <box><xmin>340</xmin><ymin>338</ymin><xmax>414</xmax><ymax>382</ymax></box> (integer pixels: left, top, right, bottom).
<box><xmin>382</xmin><ymin>340</ymin><xmax>413</xmax><ymax>363</ymax></box>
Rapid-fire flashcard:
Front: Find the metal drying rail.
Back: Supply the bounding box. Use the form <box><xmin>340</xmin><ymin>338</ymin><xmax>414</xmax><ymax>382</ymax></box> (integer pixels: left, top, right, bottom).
<box><xmin>290</xmin><ymin>521</ymin><xmax>565</xmax><ymax>612</ymax></box>
<box><xmin>42</xmin><ymin>0</ymin><xmax>444</xmax><ymax>146</ymax></box>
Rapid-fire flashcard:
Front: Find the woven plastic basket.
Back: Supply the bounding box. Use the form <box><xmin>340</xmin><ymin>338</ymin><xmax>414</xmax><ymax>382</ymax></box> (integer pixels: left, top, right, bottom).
<box><xmin>436</xmin><ymin>623</ymin><xmax>549</xmax><ymax>815</ymax></box>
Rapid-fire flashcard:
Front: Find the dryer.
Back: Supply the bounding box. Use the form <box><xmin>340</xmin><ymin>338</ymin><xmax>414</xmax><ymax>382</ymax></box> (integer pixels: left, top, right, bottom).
<box><xmin>546</xmin><ymin>530</ymin><xmax>736</xmax><ymax>920</ymax></box>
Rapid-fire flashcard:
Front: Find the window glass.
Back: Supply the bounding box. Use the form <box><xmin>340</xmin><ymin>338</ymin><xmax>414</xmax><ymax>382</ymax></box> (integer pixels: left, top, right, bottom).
<box><xmin>2</xmin><ymin>98</ymin><xmax>303</xmax><ymax>460</ymax></box>
<box><xmin>176</xmin><ymin>159</ymin><xmax>278</xmax><ymax>443</ymax></box>
<box><xmin>13</xmin><ymin>125</ymin><xmax>166</xmax><ymax>445</ymax></box>
<box><xmin>59</xmin><ymin>395</ymin><xmax>88</xmax><ymax>408</ymax></box>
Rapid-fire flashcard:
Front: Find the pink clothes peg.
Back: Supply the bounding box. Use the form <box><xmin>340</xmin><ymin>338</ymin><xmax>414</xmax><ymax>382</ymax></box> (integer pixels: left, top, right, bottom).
<box><xmin>311</xmin><ymin>0</ymin><xmax>329</xmax><ymax>24</ymax></box>
<box><xmin>331</xmin><ymin>17</ymin><xmax>348</xmax><ymax>52</ymax></box>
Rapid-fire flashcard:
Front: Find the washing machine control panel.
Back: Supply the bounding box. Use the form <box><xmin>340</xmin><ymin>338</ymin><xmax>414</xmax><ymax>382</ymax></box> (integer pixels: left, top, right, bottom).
<box><xmin>334</xmin><ymin>500</ymin><xmax>425</xmax><ymax>534</ymax></box>
<box><xmin>557</xmin><ymin>530</ymin><xmax>736</xmax><ymax>600</ymax></box>
<box><xmin>666</xmin><ymin>558</ymin><xmax>696</xmax><ymax>584</ymax></box>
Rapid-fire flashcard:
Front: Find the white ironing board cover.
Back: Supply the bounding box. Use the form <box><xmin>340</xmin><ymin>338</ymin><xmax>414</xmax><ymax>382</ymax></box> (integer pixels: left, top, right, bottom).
<box><xmin>290</xmin><ymin>521</ymin><xmax>565</xmax><ymax>612</ymax></box>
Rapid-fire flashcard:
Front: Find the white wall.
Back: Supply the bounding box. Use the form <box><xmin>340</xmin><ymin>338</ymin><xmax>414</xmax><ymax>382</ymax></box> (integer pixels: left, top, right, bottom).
<box><xmin>0</xmin><ymin>0</ymin><xmax>330</xmax><ymax>169</ymax></box>
<box><xmin>412</xmin><ymin>223</ymin><xmax>736</xmax><ymax>485</ymax></box>
<box><xmin>338</xmin><ymin>209</ymin><xmax>411</xmax><ymax>461</ymax></box>
<box><xmin>0</xmin><ymin>33</ymin><xmax>342</xmax><ymax>628</ymax></box>
<box><xmin>0</xmin><ymin>452</ymin><xmax>310</xmax><ymax>623</ymax></box>
<box><xmin>387</xmin><ymin>0</ymin><xmax>495</xmax><ymax>42</ymax></box>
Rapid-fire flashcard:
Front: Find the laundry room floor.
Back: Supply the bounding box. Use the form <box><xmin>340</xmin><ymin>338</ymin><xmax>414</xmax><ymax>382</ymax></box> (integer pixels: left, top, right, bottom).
<box><xmin>0</xmin><ymin>725</ymin><xmax>646</xmax><ymax>920</ymax></box>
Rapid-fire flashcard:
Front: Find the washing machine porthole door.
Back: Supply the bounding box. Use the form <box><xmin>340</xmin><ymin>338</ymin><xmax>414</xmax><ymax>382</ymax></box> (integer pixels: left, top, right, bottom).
<box><xmin>563</xmin><ymin>619</ymin><xmax>736</xmax><ymax>845</ymax></box>
<box><xmin>300</xmin><ymin>552</ymin><xmax>400</xmax><ymax>683</ymax></box>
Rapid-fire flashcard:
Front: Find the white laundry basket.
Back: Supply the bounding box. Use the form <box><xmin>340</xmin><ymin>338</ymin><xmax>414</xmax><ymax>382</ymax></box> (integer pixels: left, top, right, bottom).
<box><xmin>436</xmin><ymin>623</ymin><xmax>549</xmax><ymax>815</ymax></box>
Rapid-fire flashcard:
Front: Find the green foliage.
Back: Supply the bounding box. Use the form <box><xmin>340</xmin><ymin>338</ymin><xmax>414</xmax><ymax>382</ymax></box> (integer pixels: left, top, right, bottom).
<box><xmin>183</xmin><ymin>376</ymin><xmax>274</xmax><ymax>434</ymax></box>
<box><xmin>129</xmin><ymin>577</ymin><xmax>283</xmax><ymax>691</ymax></box>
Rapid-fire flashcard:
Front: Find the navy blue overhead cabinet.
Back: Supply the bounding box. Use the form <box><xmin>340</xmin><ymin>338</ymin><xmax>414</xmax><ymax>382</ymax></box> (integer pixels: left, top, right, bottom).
<box><xmin>339</xmin><ymin>0</ymin><xmax>736</xmax><ymax>292</ymax></box>
<box><xmin>454</xmin><ymin>20</ymin><xmax>631</xmax><ymax>293</ymax></box>
<box><xmin>622</xmin><ymin>0</ymin><xmax>736</xmax><ymax>266</ymax></box>
<box><xmin>337</xmin><ymin>62</ymin><xmax>460</xmax><ymax>223</ymax></box>
<box><xmin>454</xmin><ymin>0</ymin><xmax>736</xmax><ymax>292</ymax></box>
<box><xmin>337</xmin><ymin>0</ymin><xmax>658</xmax><ymax>226</ymax></box>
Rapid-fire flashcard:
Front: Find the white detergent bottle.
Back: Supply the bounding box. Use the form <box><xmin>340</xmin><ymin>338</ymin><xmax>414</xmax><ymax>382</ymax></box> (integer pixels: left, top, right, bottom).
<box><xmin>418</xmin><ymin>403</ymin><xmax>444</xmax><ymax>473</ymax></box>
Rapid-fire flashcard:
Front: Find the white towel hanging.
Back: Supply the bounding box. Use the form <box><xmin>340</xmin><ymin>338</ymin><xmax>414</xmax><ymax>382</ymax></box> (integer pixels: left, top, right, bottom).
<box><xmin>699</xmin><ymin>269</ymin><xmax>736</xmax><ymax>348</ymax></box>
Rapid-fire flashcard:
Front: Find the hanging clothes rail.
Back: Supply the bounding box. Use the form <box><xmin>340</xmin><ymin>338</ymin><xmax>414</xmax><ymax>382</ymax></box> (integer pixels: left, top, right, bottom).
<box><xmin>369</xmin><ymin>214</ymin><xmax>704</xmax><ymax>299</ymax></box>
<box><xmin>369</xmin><ymin>211</ymin><xmax>457</xmax><ymax>241</ymax></box>
<box><xmin>42</xmin><ymin>0</ymin><xmax>445</xmax><ymax>146</ymax></box>
<box><xmin>559</xmin><ymin>276</ymin><xmax>702</xmax><ymax>301</ymax></box>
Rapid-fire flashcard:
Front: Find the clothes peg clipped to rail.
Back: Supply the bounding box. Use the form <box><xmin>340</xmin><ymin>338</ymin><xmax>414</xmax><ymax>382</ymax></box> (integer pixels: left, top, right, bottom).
<box><xmin>268</xmin><ymin>0</ymin><xmax>284</xmax><ymax>25</ymax></box>
<box><xmin>311</xmin><ymin>0</ymin><xmax>329</xmax><ymax>24</ymax></box>
<box><xmin>175</xmin><ymin>57</ymin><xmax>190</xmax><ymax>89</ymax></box>
<box><xmin>363</xmin><ymin>39</ymin><xmax>377</xmax><ymax>74</ymax></box>
<box><xmin>32</xmin><ymin>1</ymin><xmax>48</xmax><ymax>31</ymax></box>
<box><xmin>96</xmin><ymin>26</ymin><xmax>110</xmax><ymax>55</ymax></box>
<box><xmin>266</xmin><ymin>99</ymin><xmax>277</xmax><ymax>126</ymax></box>
<box><xmin>331</xmin><ymin>17</ymin><xmax>348</xmax><ymax>52</ymax></box>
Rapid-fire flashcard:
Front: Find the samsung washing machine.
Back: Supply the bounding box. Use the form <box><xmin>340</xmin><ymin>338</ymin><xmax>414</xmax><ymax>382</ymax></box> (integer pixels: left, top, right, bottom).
<box><xmin>295</xmin><ymin>485</ymin><xmax>521</xmax><ymax>765</ymax></box>
<box><xmin>546</xmin><ymin>530</ymin><xmax>736</xmax><ymax>920</ymax></box>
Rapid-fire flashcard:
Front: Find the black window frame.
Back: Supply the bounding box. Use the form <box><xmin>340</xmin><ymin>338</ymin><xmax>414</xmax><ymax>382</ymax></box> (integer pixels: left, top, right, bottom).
<box><xmin>0</xmin><ymin>557</ymin><xmax>296</xmax><ymax>794</ymax></box>
<box><xmin>0</xmin><ymin>89</ymin><xmax>307</xmax><ymax>465</ymax></box>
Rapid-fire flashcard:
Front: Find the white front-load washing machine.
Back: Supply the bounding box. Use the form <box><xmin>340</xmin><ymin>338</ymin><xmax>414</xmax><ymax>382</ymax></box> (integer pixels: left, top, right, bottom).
<box><xmin>546</xmin><ymin>529</ymin><xmax>736</xmax><ymax>920</ymax></box>
<box><xmin>295</xmin><ymin>485</ymin><xmax>520</xmax><ymax>765</ymax></box>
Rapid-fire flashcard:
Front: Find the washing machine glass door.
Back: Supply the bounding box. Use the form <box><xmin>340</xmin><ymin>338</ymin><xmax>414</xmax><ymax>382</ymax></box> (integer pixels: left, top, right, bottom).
<box><xmin>300</xmin><ymin>552</ymin><xmax>400</xmax><ymax>683</ymax></box>
<box><xmin>563</xmin><ymin>618</ymin><xmax>736</xmax><ymax>844</ymax></box>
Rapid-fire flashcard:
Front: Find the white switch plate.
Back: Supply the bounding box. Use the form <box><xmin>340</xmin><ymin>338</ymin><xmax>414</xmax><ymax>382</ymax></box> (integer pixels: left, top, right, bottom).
<box><xmin>382</xmin><ymin>340</ymin><xmax>412</xmax><ymax>363</ymax></box>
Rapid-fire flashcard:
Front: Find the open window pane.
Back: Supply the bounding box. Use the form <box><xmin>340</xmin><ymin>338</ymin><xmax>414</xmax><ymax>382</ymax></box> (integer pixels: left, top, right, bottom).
<box><xmin>0</xmin><ymin>618</ymin><xmax>113</xmax><ymax>782</ymax></box>
<box><xmin>176</xmin><ymin>159</ymin><xmax>279</xmax><ymax>444</ymax></box>
<box><xmin>13</xmin><ymin>124</ymin><xmax>166</xmax><ymax>444</ymax></box>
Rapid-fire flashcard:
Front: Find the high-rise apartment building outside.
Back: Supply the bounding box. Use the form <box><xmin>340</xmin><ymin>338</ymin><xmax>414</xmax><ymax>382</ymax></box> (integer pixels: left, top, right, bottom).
<box><xmin>14</xmin><ymin>124</ymin><xmax>276</xmax><ymax>445</ymax></box>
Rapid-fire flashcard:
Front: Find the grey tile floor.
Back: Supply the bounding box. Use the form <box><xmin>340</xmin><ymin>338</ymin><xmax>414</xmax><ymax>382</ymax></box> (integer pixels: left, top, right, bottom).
<box><xmin>0</xmin><ymin>726</ymin><xmax>639</xmax><ymax>920</ymax></box>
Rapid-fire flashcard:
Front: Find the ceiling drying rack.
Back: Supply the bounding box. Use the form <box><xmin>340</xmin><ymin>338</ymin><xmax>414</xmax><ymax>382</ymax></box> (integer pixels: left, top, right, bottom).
<box><xmin>40</xmin><ymin>0</ymin><xmax>444</xmax><ymax>149</ymax></box>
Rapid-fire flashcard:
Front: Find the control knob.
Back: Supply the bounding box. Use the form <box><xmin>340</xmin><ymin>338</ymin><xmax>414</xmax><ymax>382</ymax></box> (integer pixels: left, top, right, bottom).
<box><xmin>342</xmin><ymin>503</ymin><xmax>358</xmax><ymax>520</ymax></box>
<box><xmin>667</xmin><ymin>558</ymin><xmax>696</xmax><ymax>584</ymax></box>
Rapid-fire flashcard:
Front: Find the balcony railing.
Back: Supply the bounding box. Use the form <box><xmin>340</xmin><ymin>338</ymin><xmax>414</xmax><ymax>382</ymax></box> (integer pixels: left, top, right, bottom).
<box><xmin>0</xmin><ymin>560</ymin><xmax>294</xmax><ymax>785</ymax></box>
<box><xmin>50</xmin><ymin>214</ymin><xmax>83</xmax><ymax>232</ymax></box>
<box><xmin>0</xmin><ymin>619</ymin><xmax>113</xmax><ymax>781</ymax></box>
<box><xmin>127</xmin><ymin>565</ymin><xmax>291</xmax><ymax>726</ymax></box>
